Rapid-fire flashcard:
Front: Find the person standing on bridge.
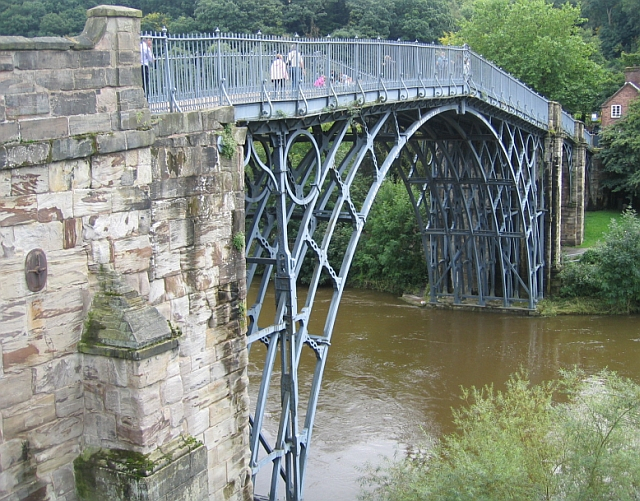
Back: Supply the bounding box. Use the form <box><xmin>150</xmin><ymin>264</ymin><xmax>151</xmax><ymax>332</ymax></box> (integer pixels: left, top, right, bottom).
<box><xmin>286</xmin><ymin>44</ymin><xmax>304</xmax><ymax>92</ymax></box>
<box><xmin>140</xmin><ymin>37</ymin><xmax>154</xmax><ymax>99</ymax></box>
<box><xmin>270</xmin><ymin>54</ymin><xmax>289</xmax><ymax>98</ymax></box>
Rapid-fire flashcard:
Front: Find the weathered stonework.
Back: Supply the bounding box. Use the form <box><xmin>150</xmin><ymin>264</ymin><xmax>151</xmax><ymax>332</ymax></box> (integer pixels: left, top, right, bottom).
<box><xmin>0</xmin><ymin>5</ymin><xmax>251</xmax><ymax>501</ymax></box>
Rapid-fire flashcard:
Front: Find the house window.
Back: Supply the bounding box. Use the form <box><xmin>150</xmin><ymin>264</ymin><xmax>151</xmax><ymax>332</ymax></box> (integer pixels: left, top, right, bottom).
<box><xmin>611</xmin><ymin>104</ymin><xmax>622</xmax><ymax>118</ymax></box>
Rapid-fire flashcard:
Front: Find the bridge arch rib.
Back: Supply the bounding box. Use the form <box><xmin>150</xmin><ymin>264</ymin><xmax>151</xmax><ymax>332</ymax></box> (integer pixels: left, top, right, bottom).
<box><xmin>244</xmin><ymin>99</ymin><xmax>546</xmax><ymax>500</ymax></box>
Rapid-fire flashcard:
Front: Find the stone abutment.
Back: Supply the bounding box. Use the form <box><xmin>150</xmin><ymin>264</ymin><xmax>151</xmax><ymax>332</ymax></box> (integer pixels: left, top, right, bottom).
<box><xmin>0</xmin><ymin>6</ymin><xmax>251</xmax><ymax>501</ymax></box>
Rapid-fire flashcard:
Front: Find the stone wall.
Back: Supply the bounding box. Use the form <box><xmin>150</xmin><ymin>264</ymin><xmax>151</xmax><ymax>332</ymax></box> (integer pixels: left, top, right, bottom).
<box><xmin>0</xmin><ymin>6</ymin><xmax>251</xmax><ymax>501</ymax></box>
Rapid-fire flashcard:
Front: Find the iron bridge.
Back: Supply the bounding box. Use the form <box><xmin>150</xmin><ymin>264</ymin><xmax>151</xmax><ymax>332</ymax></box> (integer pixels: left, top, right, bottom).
<box><xmin>145</xmin><ymin>31</ymin><xmax>593</xmax><ymax>501</ymax></box>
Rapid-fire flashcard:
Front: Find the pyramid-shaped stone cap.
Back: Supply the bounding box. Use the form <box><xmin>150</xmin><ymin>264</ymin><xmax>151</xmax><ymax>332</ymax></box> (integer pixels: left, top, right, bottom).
<box><xmin>80</xmin><ymin>268</ymin><xmax>178</xmax><ymax>360</ymax></box>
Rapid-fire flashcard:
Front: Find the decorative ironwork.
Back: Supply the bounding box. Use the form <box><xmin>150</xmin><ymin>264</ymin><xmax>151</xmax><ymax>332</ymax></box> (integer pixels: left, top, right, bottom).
<box><xmin>245</xmin><ymin>100</ymin><xmax>545</xmax><ymax>500</ymax></box>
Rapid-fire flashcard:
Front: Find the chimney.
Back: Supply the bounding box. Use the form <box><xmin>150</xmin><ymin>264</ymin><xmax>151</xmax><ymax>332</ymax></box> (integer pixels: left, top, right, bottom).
<box><xmin>624</xmin><ymin>66</ymin><xmax>640</xmax><ymax>86</ymax></box>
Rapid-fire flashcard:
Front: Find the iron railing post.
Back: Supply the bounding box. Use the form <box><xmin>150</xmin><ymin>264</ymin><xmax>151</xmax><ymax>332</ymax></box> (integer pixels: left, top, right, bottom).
<box><xmin>161</xmin><ymin>26</ymin><xmax>174</xmax><ymax>112</ymax></box>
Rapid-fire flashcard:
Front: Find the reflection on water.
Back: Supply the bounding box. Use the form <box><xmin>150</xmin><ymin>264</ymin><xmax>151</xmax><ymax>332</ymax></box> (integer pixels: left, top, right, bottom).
<box><xmin>248</xmin><ymin>286</ymin><xmax>640</xmax><ymax>500</ymax></box>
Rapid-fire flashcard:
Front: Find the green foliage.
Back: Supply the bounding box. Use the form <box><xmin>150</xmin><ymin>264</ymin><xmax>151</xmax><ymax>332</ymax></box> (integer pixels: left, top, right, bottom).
<box><xmin>559</xmin><ymin>250</ymin><xmax>602</xmax><ymax>298</ymax></box>
<box><xmin>592</xmin><ymin>209</ymin><xmax>640</xmax><ymax>311</ymax></box>
<box><xmin>219</xmin><ymin>124</ymin><xmax>237</xmax><ymax>159</ymax></box>
<box><xmin>599</xmin><ymin>98</ymin><xmax>640</xmax><ymax>201</ymax></box>
<box><xmin>360</xmin><ymin>369</ymin><xmax>640</xmax><ymax>501</ymax></box>
<box><xmin>558</xmin><ymin>209</ymin><xmax>640</xmax><ymax>312</ymax></box>
<box><xmin>232</xmin><ymin>231</ymin><xmax>245</xmax><ymax>252</ymax></box>
<box><xmin>351</xmin><ymin>180</ymin><xmax>427</xmax><ymax>295</ymax></box>
<box><xmin>444</xmin><ymin>0</ymin><xmax>608</xmax><ymax>114</ymax></box>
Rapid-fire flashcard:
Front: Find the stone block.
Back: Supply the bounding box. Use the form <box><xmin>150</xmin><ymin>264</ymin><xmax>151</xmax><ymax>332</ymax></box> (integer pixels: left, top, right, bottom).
<box><xmin>73</xmin><ymin>189</ymin><xmax>112</xmax><ymax>217</ymax></box>
<box><xmin>117</xmin><ymin>88</ymin><xmax>147</xmax><ymax>112</ymax></box>
<box><xmin>0</xmin><ymin>53</ymin><xmax>14</xmax><ymax>72</ymax></box>
<box><xmin>20</xmin><ymin>117</ymin><xmax>69</xmax><ymax>142</ymax></box>
<box><xmin>51</xmin><ymin>136</ymin><xmax>95</xmax><ymax>161</ymax></box>
<box><xmin>33</xmin><ymin>354</ymin><xmax>82</xmax><ymax>394</ymax></box>
<box><xmin>63</xmin><ymin>217</ymin><xmax>81</xmax><ymax>249</ymax></box>
<box><xmin>11</xmin><ymin>165</ymin><xmax>49</xmax><ymax>195</ymax></box>
<box><xmin>51</xmin><ymin>91</ymin><xmax>98</xmax><ymax>117</ymax></box>
<box><xmin>115</xmin><ymin>66</ymin><xmax>141</xmax><ymax>87</ymax></box>
<box><xmin>95</xmin><ymin>88</ymin><xmax>118</xmax><ymax>114</ymax></box>
<box><xmin>96</xmin><ymin>130</ymin><xmax>127</xmax><ymax>154</ymax></box>
<box><xmin>49</xmin><ymin>158</ymin><xmax>91</xmax><ymax>192</ymax></box>
<box><xmin>50</xmin><ymin>464</ymin><xmax>76</xmax><ymax>499</ymax></box>
<box><xmin>34</xmin><ymin>70</ymin><xmax>75</xmax><ymax>92</ymax></box>
<box><xmin>69</xmin><ymin>113</ymin><xmax>112</xmax><ymax>136</ymax></box>
<box><xmin>0</xmin><ymin>439</ymin><xmax>28</xmax><ymax>471</ymax></box>
<box><xmin>83</xmin><ymin>412</ymin><xmax>117</xmax><ymax>444</ymax></box>
<box><xmin>78</xmin><ymin>50</ymin><xmax>112</xmax><ymax>68</ymax></box>
<box><xmin>112</xmin><ymin>234</ymin><xmax>152</xmax><ymax>273</ymax></box>
<box><xmin>2</xmin><ymin>393</ymin><xmax>56</xmax><ymax>439</ymax></box>
<box><xmin>83</xmin><ymin>210</ymin><xmax>139</xmax><ymax>241</ymax></box>
<box><xmin>150</xmin><ymin>247</ymin><xmax>181</xmax><ymax>281</ymax></box>
<box><xmin>0</xmin><ymin>194</ymin><xmax>37</xmax><ymax>227</ymax></box>
<box><xmin>169</xmin><ymin>218</ymin><xmax>194</xmax><ymax>250</ymax></box>
<box><xmin>0</xmin><ymin>121</ymin><xmax>19</xmax><ymax>145</ymax></box>
<box><xmin>83</xmin><ymin>355</ymin><xmax>129</xmax><ymax>388</ymax></box>
<box><xmin>148</xmin><ymin>279</ymin><xmax>166</xmax><ymax>305</ymax></box>
<box><xmin>204</xmin><ymin>106</ymin><xmax>235</xmax><ymax>127</ymax></box>
<box><xmin>91</xmin><ymin>152</ymin><xmax>126</xmax><ymax>188</ymax></box>
<box><xmin>118</xmin><ymin>109</ymin><xmax>151</xmax><ymax>130</ymax></box>
<box><xmin>14</xmin><ymin>51</ymin><xmax>78</xmax><ymax>71</ymax></box>
<box><xmin>36</xmin><ymin>191</ymin><xmax>74</xmax><ymax>222</ymax></box>
<box><xmin>153</xmin><ymin>113</ymin><xmax>185</xmax><ymax>138</ymax></box>
<box><xmin>4</xmin><ymin>92</ymin><xmax>50</xmax><ymax>118</ymax></box>
<box><xmin>112</xmin><ymin>187</ymin><xmax>150</xmax><ymax>213</ymax></box>
<box><xmin>0</xmin><ymin>226</ymin><xmax>16</xmax><ymax>257</ymax></box>
<box><xmin>33</xmin><ymin>439</ymin><xmax>81</xmax><ymax>475</ymax></box>
<box><xmin>74</xmin><ymin>68</ymin><xmax>107</xmax><ymax>90</ymax></box>
<box><xmin>27</xmin><ymin>416</ymin><xmax>83</xmax><ymax>451</ymax></box>
<box><xmin>3</xmin><ymin>142</ymin><xmax>50</xmax><ymax>169</ymax></box>
<box><xmin>0</xmin><ymin>369</ymin><xmax>33</xmax><ymax>410</ymax></box>
<box><xmin>123</xmin><ymin>270</ymin><xmax>151</xmax><ymax>297</ymax></box>
<box><xmin>151</xmin><ymin>198</ymin><xmax>188</xmax><ymax>221</ymax></box>
<box><xmin>88</xmin><ymin>238</ymin><xmax>111</xmax><ymax>265</ymax></box>
<box><xmin>125</xmin><ymin>129</ymin><xmax>154</xmax><ymax>150</ymax></box>
<box><xmin>13</xmin><ymin>220</ymin><xmax>63</xmax><ymax>252</ymax></box>
<box><xmin>55</xmin><ymin>381</ymin><xmax>84</xmax><ymax>418</ymax></box>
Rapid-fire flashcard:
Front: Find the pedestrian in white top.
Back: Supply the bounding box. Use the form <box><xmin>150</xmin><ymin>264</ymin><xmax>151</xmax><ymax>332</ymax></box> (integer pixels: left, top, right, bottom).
<box><xmin>286</xmin><ymin>44</ymin><xmax>304</xmax><ymax>90</ymax></box>
<box><xmin>270</xmin><ymin>54</ymin><xmax>289</xmax><ymax>97</ymax></box>
<box><xmin>140</xmin><ymin>38</ymin><xmax>154</xmax><ymax>98</ymax></box>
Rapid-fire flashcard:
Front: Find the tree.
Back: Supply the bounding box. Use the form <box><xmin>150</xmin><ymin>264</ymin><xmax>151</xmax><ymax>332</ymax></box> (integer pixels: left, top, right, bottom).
<box><xmin>194</xmin><ymin>0</ymin><xmax>284</xmax><ymax>34</ymax></box>
<box><xmin>360</xmin><ymin>369</ymin><xmax>640</xmax><ymax>501</ymax></box>
<box><xmin>391</xmin><ymin>0</ymin><xmax>456</xmax><ymax>43</ymax></box>
<box><xmin>443</xmin><ymin>0</ymin><xmax>608</xmax><ymax>114</ymax></box>
<box><xmin>351</xmin><ymin>180</ymin><xmax>428</xmax><ymax>294</ymax></box>
<box><xmin>599</xmin><ymin>98</ymin><xmax>640</xmax><ymax>202</ymax></box>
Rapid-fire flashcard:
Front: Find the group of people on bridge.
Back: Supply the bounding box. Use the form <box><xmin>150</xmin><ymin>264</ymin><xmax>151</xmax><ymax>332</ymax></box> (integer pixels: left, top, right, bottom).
<box><xmin>269</xmin><ymin>44</ymin><xmax>355</xmax><ymax>98</ymax></box>
<box><xmin>270</xmin><ymin>45</ymin><xmax>305</xmax><ymax>96</ymax></box>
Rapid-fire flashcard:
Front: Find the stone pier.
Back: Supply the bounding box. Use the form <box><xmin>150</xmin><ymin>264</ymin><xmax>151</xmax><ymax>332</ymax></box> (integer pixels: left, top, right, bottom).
<box><xmin>0</xmin><ymin>6</ymin><xmax>251</xmax><ymax>501</ymax></box>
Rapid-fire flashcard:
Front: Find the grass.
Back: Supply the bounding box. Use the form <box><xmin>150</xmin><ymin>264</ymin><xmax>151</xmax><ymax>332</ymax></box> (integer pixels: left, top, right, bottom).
<box><xmin>578</xmin><ymin>210</ymin><xmax>622</xmax><ymax>248</ymax></box>
<box><xmin>536</xmin><ymin>297</ymin><xmax>632</xmax><ymax>316</ymax></box>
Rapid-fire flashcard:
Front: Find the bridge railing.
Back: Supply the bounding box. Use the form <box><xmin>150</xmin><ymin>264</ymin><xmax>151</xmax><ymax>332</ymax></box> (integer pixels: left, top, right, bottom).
<box><xmin>142</xmin><ymin>30</ymin><xmax>576</xmax><ymax>133</ymax></box>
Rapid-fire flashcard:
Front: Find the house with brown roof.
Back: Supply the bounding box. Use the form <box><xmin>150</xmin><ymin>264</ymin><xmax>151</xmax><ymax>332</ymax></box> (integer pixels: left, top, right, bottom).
<box><xmin>600</xmin><ymin>66</ymin><xmax>640</xmax><ymax>128</ymax></box>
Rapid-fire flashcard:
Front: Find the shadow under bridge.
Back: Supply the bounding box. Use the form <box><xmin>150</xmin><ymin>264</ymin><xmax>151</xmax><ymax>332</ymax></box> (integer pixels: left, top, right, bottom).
<box><xmin>244</xmin><ymin>97</ymin><xmax>546</xmax><ymax>500</ymax></box>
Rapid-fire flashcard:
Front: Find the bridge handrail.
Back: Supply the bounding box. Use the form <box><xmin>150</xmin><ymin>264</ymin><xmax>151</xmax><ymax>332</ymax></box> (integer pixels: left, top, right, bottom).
<box><xmin>142</xmin><ymin>30</ymin><xmax>586</xmax><ymax>135</ymax></box>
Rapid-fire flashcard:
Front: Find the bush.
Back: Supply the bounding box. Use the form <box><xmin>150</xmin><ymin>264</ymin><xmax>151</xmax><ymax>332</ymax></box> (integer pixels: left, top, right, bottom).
<box><xmin>359</xmin><ymin>369</ymin><xmax>640</xmax><ymax>501</ymax></box>
<box><xmin>558</xmin><ymin>209</ymin><xmax>640</xmax><ymax>312</ymax></box>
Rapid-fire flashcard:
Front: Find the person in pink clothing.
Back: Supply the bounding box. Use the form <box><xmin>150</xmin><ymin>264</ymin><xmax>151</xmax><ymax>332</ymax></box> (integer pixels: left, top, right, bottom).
<box><xmin>270</xmin><ymin>54</ymin><xmax>289</xmax><ymax>97</ymax></box>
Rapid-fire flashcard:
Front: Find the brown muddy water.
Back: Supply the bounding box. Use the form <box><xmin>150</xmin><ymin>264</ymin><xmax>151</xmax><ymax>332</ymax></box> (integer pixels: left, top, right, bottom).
<box><xmin>248</xmin><ymin>286</ymin><xmax>640</xmax><ymax>500</ymax></box>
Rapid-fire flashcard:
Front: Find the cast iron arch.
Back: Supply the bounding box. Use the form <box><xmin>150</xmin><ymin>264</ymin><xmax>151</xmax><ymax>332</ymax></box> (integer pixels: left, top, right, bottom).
<box><xmin>244</xmin><ymin>100</ymin><xmax>545</xmax><ymax>500</ymax></box>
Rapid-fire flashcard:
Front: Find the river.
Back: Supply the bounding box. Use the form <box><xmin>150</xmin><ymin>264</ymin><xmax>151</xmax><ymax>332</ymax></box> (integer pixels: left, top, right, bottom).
<box><xmin>248</xmin><ymin>287</ymin><xmax>640</xmax><ymax>500</ymax></box>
